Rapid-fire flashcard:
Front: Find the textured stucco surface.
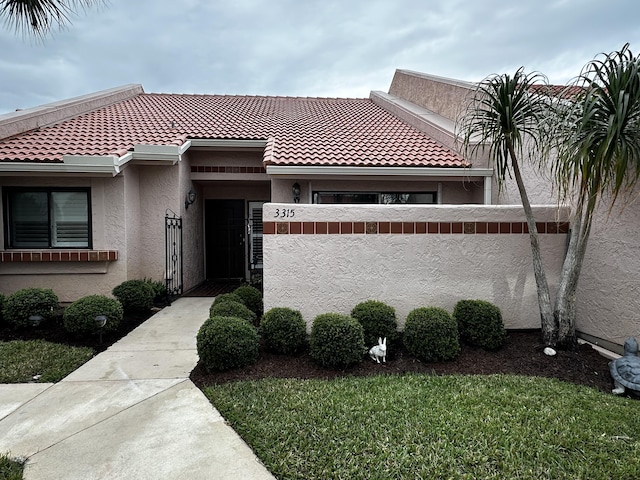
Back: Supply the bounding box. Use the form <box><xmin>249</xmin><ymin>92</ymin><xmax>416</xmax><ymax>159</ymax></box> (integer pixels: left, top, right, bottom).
<box><xmin>0</xmin><ymin>176</ymin><xmax>128</xmax><ymax>301</ymax></box>
<box><xmin>263</xmin><ymin>203</ymin><xmax>568</xmax><ymax>330</ymax></box>
<box><xmin>575</xmin><ymin>200</ymin><xmax>640</xmax><ymax>346</ymax></box>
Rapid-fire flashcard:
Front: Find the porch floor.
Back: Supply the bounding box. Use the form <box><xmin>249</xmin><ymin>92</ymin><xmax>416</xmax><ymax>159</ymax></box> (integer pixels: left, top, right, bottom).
<box><xmin>182</xmin><ymin>280</ymin><xmax>243</xmax><ymax>297</ymax></box>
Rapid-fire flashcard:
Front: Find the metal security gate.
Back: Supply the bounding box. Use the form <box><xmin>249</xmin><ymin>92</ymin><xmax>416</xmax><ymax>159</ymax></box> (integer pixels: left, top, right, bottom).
<box><xmin>165</xmin><ymin>210</ymin><xmax>183</xmax><ymax>296</ymax></box>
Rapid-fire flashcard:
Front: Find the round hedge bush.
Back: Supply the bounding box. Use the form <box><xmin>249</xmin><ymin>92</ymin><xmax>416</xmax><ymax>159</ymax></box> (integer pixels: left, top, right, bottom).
<box><xmin>209</xmin><ymin>300</ymin><xmax>257</xmax><ymax>325</ymax></box>
<box><xmin>310</xmin><ymin>313</ymin><xmax>365</xmax><ymax>368</ymax></box>
<box><xmin>196</xmin><ymin>315</ymin><xmax>259</xmax><ymax>371</ymax></box>
<box><xmin>112</xmin><ymin>280</ymin><xmax>154</xmax><ymax>312</ymax></box>
<box><xmin>4</xmin><ymin>288</ymin><xmax>59</xmax><ymax>329</ymax></box>
<box><xmin>260</xmin><ymin>307</ymin><xmax>307</xmax><ymax>354</ymax></box>
<box><xmin>212</xmin><ymin>293</ymin><xmax>245</xmax><ymax>307</ymax></box>
<box><xmin>63</xmin><ymin>295</ymin><xmax>123</xmax><ymax>335</ymax></box>
<box><xmin>403</xmin><ymin>307</ymin><xmax>460</xmax><ymax>362</ymax></box>
<box><xmin>351</xmin><ymin>300</ymin><xmax>398</xmax><ymax>348</ymax></box>
<box><xmin>454</xmin><ymin>299</ymin><xmax>506</xmax><ymax>350</ymax></box>
<box><xmin>0</xmin><ymin>293</ymin><xmax>5</xmax><ymax>326</ymax></box>
<box><xmin>233</xmin><ymin>285</ymin><xmax>263</xmax><ymax>317</ymax></box>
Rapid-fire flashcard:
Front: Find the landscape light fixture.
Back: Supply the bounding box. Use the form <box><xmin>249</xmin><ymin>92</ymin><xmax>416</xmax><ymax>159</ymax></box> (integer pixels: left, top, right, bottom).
<box><xmin>185</xmin><ymin>188</ymin><xmax>197</xmax><ymax>209</ymax></box>
<box><xmin>292</xmin><ymin>183</ymin><xmax>301</xmax><ymax>203</ymax></box>
<box><xmin>28</xmin><ymin>314</ymin><xmax>44</xmax><ymax>328</ymax></box>
<box><xmin>95</xmin><ymin>314</ymin><xmax>107</xmax><ymax>344</ymax></box>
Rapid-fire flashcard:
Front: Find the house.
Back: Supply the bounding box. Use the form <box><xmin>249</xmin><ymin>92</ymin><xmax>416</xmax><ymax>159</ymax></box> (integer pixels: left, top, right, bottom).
<box><xmin>0</xmin><ymin>70</ymin><xmax>635</xmax><ymax>350</ymax></box>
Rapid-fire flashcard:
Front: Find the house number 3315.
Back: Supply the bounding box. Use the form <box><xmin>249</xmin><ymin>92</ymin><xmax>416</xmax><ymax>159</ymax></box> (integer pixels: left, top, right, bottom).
<box><xmin>274</xmin><ymin>208</ymin><xmax>295</xmax><ymax>218</ymax></box>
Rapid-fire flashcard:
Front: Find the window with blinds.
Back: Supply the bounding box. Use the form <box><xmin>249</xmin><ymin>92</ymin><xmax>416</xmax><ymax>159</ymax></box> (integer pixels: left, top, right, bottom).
<box><xmin>5</xmin><ymin>188</ymin><xmax>91</xmax><ymax>249</ymax></box>
<box><xmin>248</xmin><ymin>201</ymin><xmax>265</xmax><ymax>270</ymax></box>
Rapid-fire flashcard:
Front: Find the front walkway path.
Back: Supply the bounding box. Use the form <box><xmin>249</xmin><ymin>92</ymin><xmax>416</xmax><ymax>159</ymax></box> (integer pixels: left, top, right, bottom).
<box><xmin>0</xmin><ymin>297</ymin><xmax>275</xmax><ymax>480</ymax></box>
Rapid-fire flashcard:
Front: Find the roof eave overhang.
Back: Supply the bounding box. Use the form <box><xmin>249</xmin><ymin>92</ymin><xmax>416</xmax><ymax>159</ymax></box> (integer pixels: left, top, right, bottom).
<box><xmin>0</xmin><ymin>141</ymin><xmax>193</xmax><ymax>177</ymax></box>
<box><xmin>265</xmin><ymin>165</ymin><xmax>492</xmax><ymax>181</ymax></box>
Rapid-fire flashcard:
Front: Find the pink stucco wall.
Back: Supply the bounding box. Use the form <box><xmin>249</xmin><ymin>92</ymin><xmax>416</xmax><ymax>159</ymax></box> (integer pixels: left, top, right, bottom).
<box><xmin>263</xmin><ymin>203</ymin><xmax>569</xmax><ymax>331</ymax></box>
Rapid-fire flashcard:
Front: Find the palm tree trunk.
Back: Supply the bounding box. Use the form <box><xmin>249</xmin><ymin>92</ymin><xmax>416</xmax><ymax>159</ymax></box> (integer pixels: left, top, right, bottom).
<box><xmin>507</xmin><ymin>141</ymin><xmax>555</xmax><ymax>344</ymax></box>
<box><xmin>553</xmin><ymin>196</ymin><xmax>596</xmax><ymax>349</ymax></box>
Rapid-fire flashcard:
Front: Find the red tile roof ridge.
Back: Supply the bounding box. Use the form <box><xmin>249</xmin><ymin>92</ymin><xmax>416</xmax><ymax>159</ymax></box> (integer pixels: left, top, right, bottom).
<box><xmin>142</xmin><ymin>92</ymin><xmax>370</xmax><ymax>101</ymax></box>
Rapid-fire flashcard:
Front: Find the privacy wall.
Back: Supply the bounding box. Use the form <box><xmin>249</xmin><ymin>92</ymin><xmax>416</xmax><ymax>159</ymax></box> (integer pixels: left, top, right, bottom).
<box><xmin>263</xmin><ymin>203</ymin><xmax>570</xmax><ymax>330</ymax></box>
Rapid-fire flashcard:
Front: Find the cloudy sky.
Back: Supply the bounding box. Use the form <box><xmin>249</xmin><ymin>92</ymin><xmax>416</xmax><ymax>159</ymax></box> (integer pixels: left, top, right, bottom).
<box><xmin>1</xmin><ymin>0</ymin><xmax>639</xmax><ymax>114</ymax></box>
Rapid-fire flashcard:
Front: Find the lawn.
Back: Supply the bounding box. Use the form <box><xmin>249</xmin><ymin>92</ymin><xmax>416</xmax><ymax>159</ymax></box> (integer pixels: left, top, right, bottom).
<box><xmin>0</xmin><ymin>340</ymin><xmax>94</xmax><ymax>383</ymax></box>
<box><xmin>205</xmin><ymin>374</ymin><xmax>640</xmax><ymax>479</ymax></box>
<box><xmin>0</xmin><ymin>454</ymin><xmax>23</xmax><ymax>480</ymax></box>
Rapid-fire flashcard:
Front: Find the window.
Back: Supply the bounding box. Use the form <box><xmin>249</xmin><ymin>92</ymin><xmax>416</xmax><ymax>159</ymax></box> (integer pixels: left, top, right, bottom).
<box><xmin>4</xmin><ymin>188</ymin><xmax>91</xmax><ymax>248</ymax></box>
<box><xmin>313</xmin><ymin>191</ymin><xmax>436</xmax><ymax>204</ymax></box>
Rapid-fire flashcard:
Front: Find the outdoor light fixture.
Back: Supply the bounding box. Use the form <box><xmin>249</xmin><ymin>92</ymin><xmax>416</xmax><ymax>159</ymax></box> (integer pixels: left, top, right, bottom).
<box><xmin>95</xmin><ymin>314</ymin><xmax>107</xmax><ymax>344</ymax></box>
<box><xmin>185</xmin><ymin>188</ymin><xmax>197</xmax><ymax>209</ymax></box>
<box><xmin>292</xmin><ymin>183</ymin><xmax>301</xmax><ymax>203</ymax></box>
<box><xmin>28</xmin><ymin>314</ymin><xmax>44</xmax><ymax>328</ymax></box>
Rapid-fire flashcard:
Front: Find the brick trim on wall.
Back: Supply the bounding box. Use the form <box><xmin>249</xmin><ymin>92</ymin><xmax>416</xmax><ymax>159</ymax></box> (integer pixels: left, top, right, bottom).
<box><xmin>0</xmin><ymin>250</ymin><xmax>118</xmax><ymax>263</ymax></box>
<box><xmin>190</xmin><ymin>166</ymin><xmax>266</xmax><ymax>174</ymax></box>
<box><xmin>263</xmin><ymin>221</ymin><xmax>569</xmax><ymax>235</ymax></box>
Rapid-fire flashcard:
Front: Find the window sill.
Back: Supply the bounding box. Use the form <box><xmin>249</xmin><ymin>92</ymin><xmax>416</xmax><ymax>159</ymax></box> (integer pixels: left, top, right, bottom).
<box><xmin>0</xmin><ymin>250</ymin><xmax>118</xmax><ymax>263</ymax></box>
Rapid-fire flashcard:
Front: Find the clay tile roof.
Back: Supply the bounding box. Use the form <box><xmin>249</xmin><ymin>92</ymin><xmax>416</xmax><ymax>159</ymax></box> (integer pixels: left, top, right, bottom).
<box><xmin>0</xmin><ymin>93</ymin><xmax>468</xmax><ymax>168</ymax></box>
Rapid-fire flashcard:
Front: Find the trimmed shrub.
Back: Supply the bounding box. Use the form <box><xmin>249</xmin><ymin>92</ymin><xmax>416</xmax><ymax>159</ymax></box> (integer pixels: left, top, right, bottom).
<box><xmin>63</xmin><ymin>295</ymin><xmax>123</xmax><ymax>335</ymax></box>
<box><xmin>233</xmin><ymin>285</ymin><xmax>263</xmax><ymax>317</ymax></box>
<box><xmin>212</xmin><ymin>293</ymin><xmax>244</xmax><ymax>307</ymax></box>
<box><xmin>197</xmin><ymin>315</ymin><xmax>259</xmax><ymax>371</ymax></box>
<box><xmin>454</xmin><ymin>299</ymin><xmax>506</xmax><ymax>350</ymax></box>
<box><xmin>403</xmin><ymin>307</ymin><xmax>460</xmax><ymax>362</ymax></box>
<box><xmin>310</xmin><ymin>313</ymin><xmax>365</xmax><ymax>368</ymax></box>
<box><xmin>351</xmin><ymin>300</ymin><xmax>398</xmax><ymax>348</ymax></box>
<box><xmin>209</xmin><ymin>300</ymin><xmax>257</xmax><ymax>325</ymax></box>
<box><xmin>260</xmin><ymin>307</ymin><xmax>307</xmax><ymax>354</ymax></box>
<box><xmin>143</xmin><ymin>278</ymin><xmax>168</xmax><ymax>305</ymax></box>
<box><xmin>4</xmin><ymin>288</ymin><xmax>59</xmax><ymax>329</ymax></box>
<box><xmin>112</xmin><ymin>280</ymin><xmax>154</xmax><ymax>312</ymax></box>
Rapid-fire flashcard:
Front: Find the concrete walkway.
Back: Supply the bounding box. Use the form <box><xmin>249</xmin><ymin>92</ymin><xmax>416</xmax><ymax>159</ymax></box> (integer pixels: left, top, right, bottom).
<box><xmin>0</xmin><ymin>297</ymin><xmax>275</xmax><ymax>480</ymax></box>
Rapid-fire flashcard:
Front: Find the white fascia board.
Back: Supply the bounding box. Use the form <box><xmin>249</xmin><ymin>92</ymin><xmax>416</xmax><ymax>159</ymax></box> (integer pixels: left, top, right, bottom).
<box><xmin>0</xmin><ymin>155</ymin><xmax>120</xmax><ymax>176</ymax></box>
<box><xmin>266</xmin><ymin>165</ymin><xmax>493</xmax><ymax>179</ymax></box>
<box><xmin>127</xmin><ymin>141</ymin><xmax>191</xmax><ymax>164</ymax></box>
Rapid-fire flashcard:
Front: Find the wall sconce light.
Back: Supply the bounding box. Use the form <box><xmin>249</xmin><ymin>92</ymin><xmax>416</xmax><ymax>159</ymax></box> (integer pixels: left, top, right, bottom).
<box><xmin>292</xmin><ymin>183</ymin><xmax>301</xmax><ymax>203</ymax></box>
<box><xmin>185</xmin><ymin>188</ymin><xmax>197</xmax><ymax>209</ymax></box>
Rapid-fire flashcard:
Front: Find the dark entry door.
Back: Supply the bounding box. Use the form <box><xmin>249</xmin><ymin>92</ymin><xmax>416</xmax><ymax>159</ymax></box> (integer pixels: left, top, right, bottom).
<box><xmin>205</xmin><ymin>200</ymin><xmax>245</xmax><ymax>279</ymax></box>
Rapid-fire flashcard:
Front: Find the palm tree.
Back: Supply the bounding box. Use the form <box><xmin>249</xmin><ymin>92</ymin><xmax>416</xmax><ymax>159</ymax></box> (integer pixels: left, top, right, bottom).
<box><xmin>0</xmin><ymin>0</ymin><xmax>102</xmax><ymax>38</ymax></box>
<box><xmin>458</xmin><ymin>68</ymin><xmax>556</xmax><ymax>345</ymax></box>
<box><xmin>550</xmin><ymin>44</ymin><xmax>640</xmax><ymax>348</ymax></box>
<box><xmin>460</xmin><ymin>46</ymin><xmax>640</xmax><ymax>349</ymax></box>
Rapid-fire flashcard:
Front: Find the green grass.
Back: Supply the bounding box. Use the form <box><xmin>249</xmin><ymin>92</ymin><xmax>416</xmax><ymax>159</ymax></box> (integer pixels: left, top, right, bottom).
<box><xmin>0</xmin><ymin>454</ymin><xmax>24</xmax><ymax>480</ymax></box>
<box><xmin>205</xmin><ymin>374</ymin><xmax>640</xmax><ymax>479</ymax></box>
<box><xmin>0</xmin><ymin>340</ymin><xmax>94</xmax><ymax>383</ymax></box>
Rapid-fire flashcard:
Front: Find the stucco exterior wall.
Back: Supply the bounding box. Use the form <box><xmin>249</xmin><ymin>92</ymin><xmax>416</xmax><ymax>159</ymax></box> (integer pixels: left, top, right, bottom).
<box><xmin>0</xmin><ymin>175</ymin><xmax>128</xmax><ymax>302</ymax></box>
<box><xmin>263</xmin><ymin>203</ymin><xmax>569</xmax><ymax>331</ymax></box>
<box><xmin>388</xmin><ymin>70</ymin><xmax>474</xmax><ymax>122</ymax></box>
<box><xmin>576</xmin><ymin>199</ymin><xmax>640</xmax><ymax>346</ymax></box>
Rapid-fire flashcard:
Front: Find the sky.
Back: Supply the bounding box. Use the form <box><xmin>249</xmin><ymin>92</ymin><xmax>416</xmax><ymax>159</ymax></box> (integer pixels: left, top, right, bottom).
<box><xmin>1</xmin><ymin>0</ymin><xmax>639</xmax><ymax>114</ymax></box>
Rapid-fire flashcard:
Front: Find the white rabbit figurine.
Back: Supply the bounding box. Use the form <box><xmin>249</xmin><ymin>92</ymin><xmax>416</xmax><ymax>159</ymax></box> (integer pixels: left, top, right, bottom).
<box><xmin>369</xmin><ymin>337</ymin><xmax>387</xmax><ymax>363</ymax></box>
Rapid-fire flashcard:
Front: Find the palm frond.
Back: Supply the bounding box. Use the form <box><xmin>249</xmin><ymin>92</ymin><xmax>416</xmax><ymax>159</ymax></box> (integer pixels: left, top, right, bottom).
<box><xmin>553</xmin><ymin>44</ymin><xmax>640</xmax><ymax>209</ymax></box>
<box><xmin>0</xmin><ymin>0</ymin><xmax>102</xmax><ymax>37</ymax></box>
<box><xmin>457</xmin><ymin>68</ymin><xmax>552</xmax><ymax>187</ymax></box>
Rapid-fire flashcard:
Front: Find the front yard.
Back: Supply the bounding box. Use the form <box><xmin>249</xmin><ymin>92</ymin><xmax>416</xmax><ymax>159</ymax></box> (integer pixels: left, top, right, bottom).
<box><xmin>205</xmin><ymin>374</ymin><xmax>640</xmax><ymax>479</ymax></box>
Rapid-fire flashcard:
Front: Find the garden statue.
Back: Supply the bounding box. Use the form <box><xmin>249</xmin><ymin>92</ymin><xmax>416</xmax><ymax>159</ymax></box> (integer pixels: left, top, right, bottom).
<box><xmin>609</xmin><ymin>337</ymin><xmax>640</xmax><ymax>395</ymax></box>
<box><xmin>369</xmin><ymin>337</ymin><xmax>387</xmax><ymax>363</ymax></box>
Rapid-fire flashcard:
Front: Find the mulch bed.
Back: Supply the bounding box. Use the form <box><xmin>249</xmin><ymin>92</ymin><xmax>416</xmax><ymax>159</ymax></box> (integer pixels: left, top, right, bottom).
<box><xmin>190</xmin><ymin>331</ymin><xmax>618</xmax><ymax>394</ymax></box>
<box><xmin>0</xmin><ymin>309</ymin><xmax>155</xmax><ymax>353</ymax></box>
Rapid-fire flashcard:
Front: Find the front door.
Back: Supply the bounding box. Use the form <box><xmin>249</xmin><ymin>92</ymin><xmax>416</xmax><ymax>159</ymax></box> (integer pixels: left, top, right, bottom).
<box><xmin>205</xmin><ymin>199</ymin><xmax>245</xmax><ymax>280</ymax></box>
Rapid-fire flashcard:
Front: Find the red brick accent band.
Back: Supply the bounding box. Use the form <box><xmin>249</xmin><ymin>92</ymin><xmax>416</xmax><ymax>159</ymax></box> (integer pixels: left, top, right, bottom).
<box><xmin>263</xmin><ymin>221</ymin><xmax>569</xmax><ymax>235</ymax></box>
<box><xmin>191</xmin><ymin>166</ymin><xmax>266</xmax><ymax>174</ymax></box>
<box><xmin>0</xmin><ymin>250</ymin><xmax>118</xmax><ymax>263</ymax></box>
